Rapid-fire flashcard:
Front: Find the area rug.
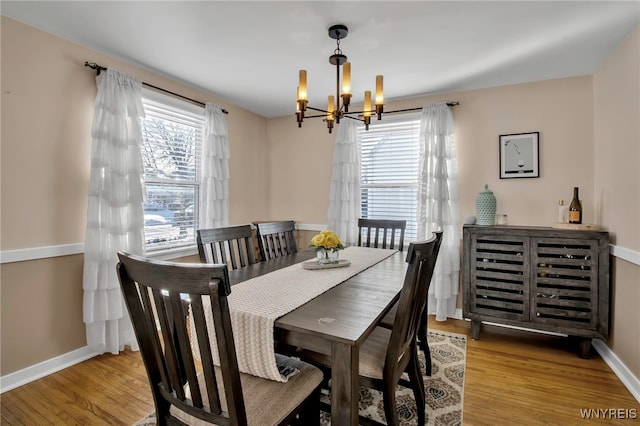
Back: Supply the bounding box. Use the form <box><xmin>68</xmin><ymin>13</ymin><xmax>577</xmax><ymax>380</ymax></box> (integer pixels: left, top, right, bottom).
<box><xmin>134</xmin><ymin>330</ymin><xmax>466</xmax><ymax>426</ymax></box>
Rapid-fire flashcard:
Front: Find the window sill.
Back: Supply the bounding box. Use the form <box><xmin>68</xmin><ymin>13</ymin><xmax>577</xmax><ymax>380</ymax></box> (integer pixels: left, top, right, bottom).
<box><xmin>146</xmin><ymin>245</ymin><xmax>199</xmax><ymax>261</ymax></box>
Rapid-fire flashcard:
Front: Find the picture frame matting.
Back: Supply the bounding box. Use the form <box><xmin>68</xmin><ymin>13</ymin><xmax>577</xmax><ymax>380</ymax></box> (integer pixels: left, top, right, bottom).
<box><xmin>499</xmin><ymin>132</ymin><xmax>540</xmax><ymax>179</ymax></box>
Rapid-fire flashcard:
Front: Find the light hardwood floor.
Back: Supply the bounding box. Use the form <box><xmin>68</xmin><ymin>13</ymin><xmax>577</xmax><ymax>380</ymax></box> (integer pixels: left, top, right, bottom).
<box><xmin>2</xmin><ymin>318</ymin><xmax>638</xmax><ymax>425</ymax></box>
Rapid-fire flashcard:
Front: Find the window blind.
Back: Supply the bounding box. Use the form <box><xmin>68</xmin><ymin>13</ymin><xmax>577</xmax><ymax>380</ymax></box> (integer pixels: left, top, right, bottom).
<box><xmin>141</xmin><ymin>95</ymin><xmax>204</xmax><ymax>252</ymax></box>
<box><xmin>358</xmin><ymin>114</ymin><xmax>421</xmax><ymax>240</ymax></box>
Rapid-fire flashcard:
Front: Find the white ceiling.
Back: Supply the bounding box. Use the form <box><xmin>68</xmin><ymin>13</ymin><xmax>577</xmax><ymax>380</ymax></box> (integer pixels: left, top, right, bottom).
<box><xmin>2</xmin><ymin>1</ymin><xmax>639</xmax><ymax>118</ymax></box>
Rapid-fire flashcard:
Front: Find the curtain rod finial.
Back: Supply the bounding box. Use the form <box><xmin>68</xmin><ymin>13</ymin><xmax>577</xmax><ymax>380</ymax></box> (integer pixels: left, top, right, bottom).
<box><xmin>84</xmin><ymin>61</ymin><xmax>107</xmax><ymax>75</ymax></box>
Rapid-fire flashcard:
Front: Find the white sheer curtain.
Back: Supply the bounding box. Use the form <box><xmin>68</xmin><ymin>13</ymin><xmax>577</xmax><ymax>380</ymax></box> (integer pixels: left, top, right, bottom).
<box><xmin>199</xmin><ymin>103</ymin><xmax>230</xmax><ymax>229</ymax></box>
<box><xmin>417</xmin><ymin>102</ymin><xmax>460</xmax><ymax>321</ymax></box>
<box><xmin>83</xmin><ymin>69</ymin><xmax>146</xmax><ymax>354</ymax></box>
<box><xmin>326</xmin><ymin>119</ymin><xmax>361</xmax><ymax>246</ymax></box>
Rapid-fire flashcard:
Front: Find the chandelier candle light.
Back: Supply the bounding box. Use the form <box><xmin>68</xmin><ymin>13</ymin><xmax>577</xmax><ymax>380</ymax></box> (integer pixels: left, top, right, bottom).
<box><xmin>296</xmin><ymin>24</ymin><xmax>383</xmax><ymax>133</ymax></box>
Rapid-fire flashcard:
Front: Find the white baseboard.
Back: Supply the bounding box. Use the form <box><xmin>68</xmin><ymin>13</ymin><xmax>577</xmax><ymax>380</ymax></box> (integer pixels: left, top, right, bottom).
<box><xmin>461</xmin><ymin>318</ymin><xmax>639</xmax><ymax>403</ymax></box>
<box><xmin>2</xmin><ymin>309</ymin><xmax>464</xmax><ymax>394</ymax></box>
<box><xmin>2</xmin><ymin>320</ymin><xmax>638</xmax><ymax>406</ymax></box>
<box><xmin>592</xmin><ymin>339</ymin><xmax>640</xmax><ymax>403</ymax></box>
<box><xmin>474</xmin><ymin>319</ymin><xmax>569</xmax><ymax>337</ymax></box>
<box><xmin>1</xmin><ymin>236</ymin><xmax>637</xmax><ymax>402</ymax></box>
<box><xmin>0</xmin><ymin>346</ymin><xmax>99</xmax><ymax>394</ymax></box>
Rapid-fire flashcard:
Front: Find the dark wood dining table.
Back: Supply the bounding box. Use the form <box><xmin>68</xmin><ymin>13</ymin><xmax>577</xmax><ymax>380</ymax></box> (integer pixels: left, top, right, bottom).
<box><xmin>227</xmin><ymin>249</ymin><xmax>408</xmax><ymax>426</ymax></box>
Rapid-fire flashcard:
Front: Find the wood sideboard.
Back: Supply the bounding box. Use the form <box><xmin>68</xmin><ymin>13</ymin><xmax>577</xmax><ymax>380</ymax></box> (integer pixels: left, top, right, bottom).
<box><xmin>462</xmin><ymin>225</ymin><xmax>610</xmax><ymax>358</ymax></box>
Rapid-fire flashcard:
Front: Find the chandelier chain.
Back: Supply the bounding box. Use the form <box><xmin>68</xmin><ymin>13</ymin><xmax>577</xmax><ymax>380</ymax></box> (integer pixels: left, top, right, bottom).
<box><xmin>334</xmin><ymin>37</ymin><xmax>342</xmax><ymax>56</ymax></box>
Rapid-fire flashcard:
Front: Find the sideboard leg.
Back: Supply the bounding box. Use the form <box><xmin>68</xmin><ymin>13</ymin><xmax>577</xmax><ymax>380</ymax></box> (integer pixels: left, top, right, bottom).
<box><xmin>577</xmin><ymin>337</ymin><xmax>592</xmax><ymax>359</ymax></box>
<box><xmin>471</xmin><ymin>320</ymin><xmax>482</xmax><ymax>340</ymax></box>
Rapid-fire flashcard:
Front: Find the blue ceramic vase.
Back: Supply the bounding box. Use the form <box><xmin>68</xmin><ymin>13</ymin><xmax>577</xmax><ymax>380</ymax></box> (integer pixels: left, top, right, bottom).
<box><xmin>475</xmin><ymin>184</ymin><xmax>496</xmax><ymax>225</ymax></box>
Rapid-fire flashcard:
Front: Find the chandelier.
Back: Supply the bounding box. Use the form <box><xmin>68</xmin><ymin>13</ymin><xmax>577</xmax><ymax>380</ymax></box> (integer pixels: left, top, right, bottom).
<box><xmin>296</xmin><ymin>24</ymin><xmax>383</xmax><ymax>133</ymax></box>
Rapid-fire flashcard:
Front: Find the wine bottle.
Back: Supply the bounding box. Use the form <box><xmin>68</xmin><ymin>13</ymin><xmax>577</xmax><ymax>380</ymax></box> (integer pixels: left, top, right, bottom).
<box><xmin>568</xmin><ymin>187</ymin><xmax>582</xmax><ymax>224</ymax></box>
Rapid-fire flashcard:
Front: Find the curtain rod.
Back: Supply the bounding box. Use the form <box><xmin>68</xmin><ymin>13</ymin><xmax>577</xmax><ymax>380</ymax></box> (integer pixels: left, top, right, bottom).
<box><xmin>314</xmin><ymin>102</ymin><xmax>460</xmax><ymax>122</ymax></box>
<box><xmin>84</xmin><ymin>61</ymin><xmax>228</xmax><ymax>114</ymax></box>
<box><xmin>386</xmin><ymin>102</ymin><xmax>459</xmax><ymax>115</ymax></box>
<box><xmin>85</xmin><ymin>61</ymin><xmax>457</xmax><ymax>117</ymax></box>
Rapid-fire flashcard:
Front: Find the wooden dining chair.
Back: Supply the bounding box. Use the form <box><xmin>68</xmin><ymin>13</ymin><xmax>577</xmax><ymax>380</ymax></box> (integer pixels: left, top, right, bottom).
<box><xmin>197</xmin><ymin>225</ymin><xmax>257</xmax><ymax>270</ymax></box>
<box><xmin>379</xmin><ymin>230</ymin><xmax>443</xmax><ymax>376</ymax></box>
<box><xmin>256</xmin><ymin>221</ymin><xmax>298</xmax><ymax>261</ymax></box>
<box><xmin>358</xmin><ymin>218</ymin><xmax>407</xmax><ymax>251</ymax></box>
<box><xmin>116</xmin><ymin>252</ymin><xmax>323</xmax><ymax>426</ymax></box>
<box><xmin>299</xmin><ymin>232</ymin><xmax>443</xmax><ymax>426</ymax></box>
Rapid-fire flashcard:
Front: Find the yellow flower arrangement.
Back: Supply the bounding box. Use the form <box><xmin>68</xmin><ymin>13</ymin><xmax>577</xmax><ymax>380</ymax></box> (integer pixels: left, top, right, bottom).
<box><xmin>310</xmin><ymin>230</ymin><xmax>344</xmax><ymax>251</ymax></box>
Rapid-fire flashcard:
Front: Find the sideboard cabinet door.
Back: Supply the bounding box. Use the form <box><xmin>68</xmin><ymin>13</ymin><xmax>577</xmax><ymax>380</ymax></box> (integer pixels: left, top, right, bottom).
<box><xmin>531</xmin><ymin>237</ymin><xmax>599</xmax><ymax>332</ymax></box>
<box><xmin>468</xmin><ymin>233</ymin><xmax>530</xmax><ymax>323</ymax></box>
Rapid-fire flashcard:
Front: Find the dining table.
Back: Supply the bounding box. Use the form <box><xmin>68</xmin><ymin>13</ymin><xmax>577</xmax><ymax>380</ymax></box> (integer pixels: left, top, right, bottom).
<box><xmin>224</xmin><ymin>246</ymin><xmax>409</xmax><ymax>426</ymax></box>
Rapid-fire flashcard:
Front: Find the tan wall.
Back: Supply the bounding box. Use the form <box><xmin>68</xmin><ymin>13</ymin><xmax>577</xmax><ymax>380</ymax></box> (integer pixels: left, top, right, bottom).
<box><xmin>266</xmin><ymin>118</ymin><xmax>336</xmax><ymax>223</ymax></box>
<box><xmin>593</xmin><ymin>27</ymin><xmax>640</xmax><ymax>251</ymax></box>
<box><xmin>268</xmin><ymin>77</ymin><xmax>595</xmax><ymax>227</ymax></box>
<box><xmin>2</xmin><ymin>15</ymin><xmax>638</xmax><ymax>385</ymax></box>
<box><xmin>610</xmin><ymin>260</ymin><xmax>640</xmax><ymax>376</ymax></box>
<box><xmin>0</xmin><ymin>17</ymin><xmax>269</xmax><ymax>375</ymax></box>
<box><xmin>1</xmin><ymin>255</ymin><xmax>86</xmax><ymax>369</ymax></box>
<box><xmin>269</xmin><ymin>38</ymin><xmax>639</xmax><ymax>379</ymax></box>
<box><xmin>271</xmin><ymin>77</ymin><xmax>596</xmax><ymax>319</ymax></box>
<box><xmin>593</xmin><ymin>27</ymin><xmax>640</xmax><ymax>377</ymax></box>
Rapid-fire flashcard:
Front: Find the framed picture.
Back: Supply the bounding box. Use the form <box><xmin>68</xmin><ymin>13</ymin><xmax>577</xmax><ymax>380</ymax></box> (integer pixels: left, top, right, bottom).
<box><xmin>499</xmin><ymin>132</ymin><xmax>539</xmax><ymax>178</ymax></box>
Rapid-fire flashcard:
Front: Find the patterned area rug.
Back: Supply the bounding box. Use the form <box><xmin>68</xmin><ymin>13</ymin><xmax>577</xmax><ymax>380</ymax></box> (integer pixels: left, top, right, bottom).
<box><xmin>134</xmin><ymin>330</ymin><xmax>466</xmax><ymax>426</ymax></box>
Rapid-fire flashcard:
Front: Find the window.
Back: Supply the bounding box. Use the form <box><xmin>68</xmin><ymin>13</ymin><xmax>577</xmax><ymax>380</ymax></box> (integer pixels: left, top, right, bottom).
<box><xmin>358</xmin><ymin>113</ymin><xmax>421</xmax><ymax>240</ymax></box>
<box><xmin>141</xmin><ymin>90</ymin><xmax>204</xmax><ymax>252</ymax></box>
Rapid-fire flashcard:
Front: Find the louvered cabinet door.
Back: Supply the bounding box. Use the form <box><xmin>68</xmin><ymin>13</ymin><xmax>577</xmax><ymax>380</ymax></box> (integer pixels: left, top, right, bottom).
<box><xmin>531</xmin><ymin>237</ymin><xmax>599</xmax><ymax>331</ymax></box>
<box><xmin>468</xmin><ymin>233</ymin><xmax>529</xmax><ymax>322</ymax></box>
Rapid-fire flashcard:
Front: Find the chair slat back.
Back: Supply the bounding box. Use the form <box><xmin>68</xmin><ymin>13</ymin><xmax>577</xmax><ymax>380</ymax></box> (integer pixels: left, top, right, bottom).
<box><xmin>197</xmin><ymin>225</ymin><xmax>257</xmax><ymax>270</ymax></box>
<box><xmin>357</xmin><ymin>218</ymin><xmax>407</xmax><ymax>251</ymax></box>
<box><xmin>384</xmin><ymin>231</ymin><xmax>443</xmax><ymax>378</ymax></box>
<box><xmin>256</xmin><ymin>221</ymin><xmax>298</xmax><ymax>260</ymax></box>
<box><xmin>117</xmin><ymin>252</ymin><xmax>247</xmax><ymax>425</ymax></box>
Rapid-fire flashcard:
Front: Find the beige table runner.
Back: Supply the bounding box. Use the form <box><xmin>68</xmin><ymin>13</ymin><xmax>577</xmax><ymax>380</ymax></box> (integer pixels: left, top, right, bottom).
<box><xmin>201</xmin><ymin>246</ymin><xmax>397</xmax><ymax>382</ymax></box>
